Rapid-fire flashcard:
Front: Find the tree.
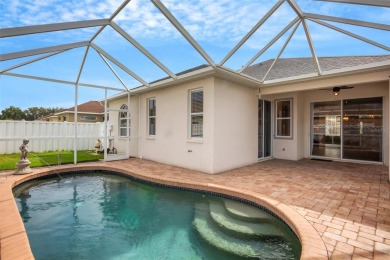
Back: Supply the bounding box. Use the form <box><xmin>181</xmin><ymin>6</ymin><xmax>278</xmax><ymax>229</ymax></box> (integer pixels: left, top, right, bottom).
<box><xmin>24</xmin><ymin>107</ymin><xmax>47</xmax><ymax>121</ymax></box>
<box><xmin>0</xmin><ymin>106</ymin><xmax>25</xmax><ymax>120</ymax></box>
<box><xmin>0</xmin><ymin>106</ymin><xmax>64</xmax><ymax>120</ymax></box>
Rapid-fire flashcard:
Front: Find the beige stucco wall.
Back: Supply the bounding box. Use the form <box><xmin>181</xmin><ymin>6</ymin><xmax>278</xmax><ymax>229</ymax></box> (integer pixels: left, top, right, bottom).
<box><xmin>109</xmin><ymin>77</ymin><xmax>260</xmax><ymax>174</ymax></box>
<box><xmin>137</xmin><ymin>77</ymin><xmax>215</xmax><ymax>173</ymax></box>
<box><xmin>213</xmin><ymin>77</ymin><xmax>258</xmax><ymax>173</ymax></box>
<box><xmin>262</xmin><ymin>92</ymin><xmax>302</xmax><ymax>160</ymax></box>
<box><xmin>261</xmin><ymin>70</ymin><xmax>390</xmax><ymax>165</ymax></box>
<box><xmin>107</xmin><ymin>68</ymin><xmax>389</xmax><ymax>174</ymax></box>
<box><xmin>263</xmin><ymin>78</ymin><xmax>389</xmax><ymax>165</ymax></box>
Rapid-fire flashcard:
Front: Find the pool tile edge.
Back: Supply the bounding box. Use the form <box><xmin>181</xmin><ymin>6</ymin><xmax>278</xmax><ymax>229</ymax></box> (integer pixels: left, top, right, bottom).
<box><xmin>1</xmin><ymin>164</ymin><xmax>329</xmax><ymax>260</ymax></box>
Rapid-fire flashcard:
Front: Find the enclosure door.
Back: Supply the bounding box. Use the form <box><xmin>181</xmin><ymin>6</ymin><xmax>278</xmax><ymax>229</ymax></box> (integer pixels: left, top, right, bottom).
<box><xmin>311</xmin><ymin>101</ymin><xmax>341</xmax><ymax>159</ymax></box>
<box><xmin>258</xmin><ymin>99</ymin><xmax>272</xmax><ymax>159</ymax></box>
<box><xmin>342</xmin><ymin>97</ymin><xmax>383</xmax><ymax>162</ymax></box>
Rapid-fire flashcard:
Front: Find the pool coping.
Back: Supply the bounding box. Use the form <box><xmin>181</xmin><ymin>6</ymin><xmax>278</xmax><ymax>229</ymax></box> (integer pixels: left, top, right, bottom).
<box><xmin>1</xmin><ymin>164</ymin><xmax>329</xmax><ymax>259</ymax></box>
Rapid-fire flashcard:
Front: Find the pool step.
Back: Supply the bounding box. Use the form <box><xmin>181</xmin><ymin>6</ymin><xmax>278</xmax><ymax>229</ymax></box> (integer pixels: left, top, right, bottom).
<box><xmin>209</xmin><ymin>201</ymin><xmax>283</xmax><ymax>237</ymax></box>
<box><xmin>223</xmin><ymin>199</ymin><xmax>270</xmax><ymax>221</ymax></box>
<box><xmin>193</xmin><ymin>205</ymin><xmax>259</xmax><ymax>258</ymax></box>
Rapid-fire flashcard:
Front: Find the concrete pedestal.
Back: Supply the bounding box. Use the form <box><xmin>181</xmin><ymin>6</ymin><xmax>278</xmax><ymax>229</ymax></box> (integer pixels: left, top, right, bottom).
<box><xmin>14</xmin><ymin>159</ymin><xmax>32</xmax><ymax>175</ymax></box>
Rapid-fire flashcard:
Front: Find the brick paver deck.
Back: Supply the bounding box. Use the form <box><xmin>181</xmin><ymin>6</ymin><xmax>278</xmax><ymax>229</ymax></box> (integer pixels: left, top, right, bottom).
<box><xmin>1</xmin><ymin>158</ymin><xmax>389</xmax><ymax>259</ymax></box>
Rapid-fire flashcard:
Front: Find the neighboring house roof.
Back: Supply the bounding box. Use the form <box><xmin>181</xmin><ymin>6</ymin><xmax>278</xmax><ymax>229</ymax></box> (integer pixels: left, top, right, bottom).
<box><xmin>58</xmin><ymin>101</ymin><xmax>104</xmax><ymax>114</ymax></box>
<box><xmin>242</xmin><ymin>55</ymin><xmax>390</xmax><ymax>81</ymax></box>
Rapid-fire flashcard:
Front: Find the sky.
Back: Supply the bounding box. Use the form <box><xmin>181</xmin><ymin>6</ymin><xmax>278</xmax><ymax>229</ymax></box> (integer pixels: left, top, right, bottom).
<box><xmin>0</xmin><ymin>0</ymin><xmax>389</xmax><ymax>111</ymax></box>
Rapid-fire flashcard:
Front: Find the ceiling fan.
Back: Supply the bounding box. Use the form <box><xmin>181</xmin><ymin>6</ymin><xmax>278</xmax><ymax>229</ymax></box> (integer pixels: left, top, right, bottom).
<box><xmin>322</xmin><ymin>86</ymin><xmax>354</xmax><ymax>96</ymax></box>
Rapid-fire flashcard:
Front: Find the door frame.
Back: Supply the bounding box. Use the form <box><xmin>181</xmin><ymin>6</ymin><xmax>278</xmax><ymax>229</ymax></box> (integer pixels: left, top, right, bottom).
<box><xmin>258</xmin><ymin>99</ymin><xmax>273</xmax><ymax>161</ymax></box>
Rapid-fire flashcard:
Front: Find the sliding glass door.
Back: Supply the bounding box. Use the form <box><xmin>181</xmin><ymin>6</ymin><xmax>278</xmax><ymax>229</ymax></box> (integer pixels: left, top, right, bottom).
<box><xmin>311</xmin><ymin>101</ymin><xmax>341</xmax><ymax>159</ymax></box>
<box><xmin>311</xmin><ymin>97</ymin><xmax>383</xmax><ymax>163</ymax></box>
<box><xmin>342</xmin><ymin>97</ymin><xmax>382</xmax><ymax>162</ymax></box>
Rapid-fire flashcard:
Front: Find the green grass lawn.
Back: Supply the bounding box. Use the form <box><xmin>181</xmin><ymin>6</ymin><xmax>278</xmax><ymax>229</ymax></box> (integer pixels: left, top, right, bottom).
<box><xmin>0</xmin><ymin>150</ymin><xmax>103</xmax><ymax>171</ymax></box>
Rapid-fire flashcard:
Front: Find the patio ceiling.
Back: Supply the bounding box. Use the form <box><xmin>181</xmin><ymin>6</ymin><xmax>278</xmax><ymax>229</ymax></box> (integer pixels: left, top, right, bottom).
<box><xmin>0</xmin><ymin>0</ymin><xmax>389</xmax><ymax>93</ymax></box>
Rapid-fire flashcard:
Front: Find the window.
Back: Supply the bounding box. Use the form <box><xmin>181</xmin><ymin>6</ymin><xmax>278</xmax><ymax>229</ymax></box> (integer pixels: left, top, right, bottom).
<box><xmin>80</xmin><ymin>115</ymin><xmax>97</xmax><ymax>121</ymax></box>
<box><xmin>119</xmin><ymin>104</ymin><xmax>130</xmax><ymax>137</ymax></box>
<box><xmin>275</xmin><ymin>99</ymin><xmax>292</xmax><ymax>138</ymax></box>
<box><xmin>190</xmin><ymin>89</ymin><xmax>203</xmax><ymax>138</ymax></box>
<box><xmin>148</xmin><ymin>98</ymin><xmax>156</xmax><ymax>136</ymax></box>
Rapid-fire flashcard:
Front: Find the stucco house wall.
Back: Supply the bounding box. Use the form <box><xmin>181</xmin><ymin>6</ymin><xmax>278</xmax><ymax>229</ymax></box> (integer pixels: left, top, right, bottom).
<box><xmin>106</xmin><ymin>62</ymin><xmax>390</xmax><ymax>174</ymax></box>
<box><xmin>262</xmin><ymin>69</ymin><xmax>389</xmax><ymax>164</ymax></box>
<box><xmin>137</xmin><ymin>77</ymin><xmax>215</xmax><ymax>173</ymax></box>
<box><xmin>108</xmin><ymin>76</ymin><xmax>261</xmax><ymax>174</ymax></box>
<box><xmin>213</xmin><ymin>77</ymin><xmax>258</xmax><ymax>173</ymax></box>
<box><xmin>262</xmin><ymin>92</ymin><xmax>302</xmax><ymax>161</ymax></box>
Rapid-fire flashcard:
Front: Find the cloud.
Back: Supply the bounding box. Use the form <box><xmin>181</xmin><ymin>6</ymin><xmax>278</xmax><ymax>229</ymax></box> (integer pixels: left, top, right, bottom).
<box><xmin>0</xmin><ymin>0</ymin><xmax>388</xmax><ymax>57</ymax></box>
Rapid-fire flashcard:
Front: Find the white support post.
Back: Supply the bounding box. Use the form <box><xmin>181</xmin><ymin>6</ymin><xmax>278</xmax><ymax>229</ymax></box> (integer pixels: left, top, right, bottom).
<box><xmin>138</xmin><ymin>95</ymin><xmax>142</xmax><ymax>159</ymax></box>
<box><xmin>74</xmin><ymin>84</ymin><xmax>78</xmax><ymax>164</ymax></box>
<box><xmin>151</xmin><ymin>0</ymin><xmax>216</xmax><ymax>67</ymax></box>
<box><xmin>0</xmin><ymin>41</ymin><xmax>90</xmax><ymax>61</ymax></box>
<box><xmin>239</xmin><ymin>17</ymin><xmax>300</xmax><ymax>72</ymax></box>
<box><xmin>97</xmin><ymin>52</ymin><xmax>130</xmax><ymax>91</ymax></box>
<box><xmin>104</xmin><ymin>89</ymin><xmax>108</xmax><ymax>161</ymax></box>
<box><xmin>0</xmin><ymin>19</ymin><xmax>110</xmax><ymax>38</ymax></box>
<box><xmin>261</xmin><ymin>21</ymin><xmax>301</xmax><ymax>82</ymax></box>
<box><xmin>309</xmin><ymin>18</ymin><xmax>390</xmax><ymax>51</ymax></box>
<box><xmin>315</xmin><ymin>0</ymin><xmax>390</xmax><ymax>8</ymax></box>
<box><xmin>1</xmin><ymin>72</ymin><xmax>124</xmax><ymax>91</ymax></box>
<box><xmin>302</xmin><ymin>18</ymin><xmax>322</xmax><ymax>75</ymax></box>
<box><xmin>220</xmin><ymin>0</ymin><xmax>285</xmax><ymax>65</ymax></box>
<box><xmin>126</xmin><ymin>92</ymin><xmax>130</xmax><ymax>159</ymax></box>
<box><xmin>91</xmin><ymin>44</ymin><xmax>150</xmax><ymax>87</ymax></box>
<box><xmin>0</xmin><ymin>50</ymin><xmax>65</xmax><ymax>74</ymax></box>
<box><xmin>302</xmin><ymin>12</ymin><xmax>390</xmax><ymax>31</ymax></box>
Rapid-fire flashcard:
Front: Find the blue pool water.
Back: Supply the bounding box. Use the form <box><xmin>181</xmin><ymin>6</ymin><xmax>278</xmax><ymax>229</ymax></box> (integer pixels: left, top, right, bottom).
<box><xmin>13</xmin><ymin>172</ymin><xmax>301</xmax><ymax>259</ymax></box>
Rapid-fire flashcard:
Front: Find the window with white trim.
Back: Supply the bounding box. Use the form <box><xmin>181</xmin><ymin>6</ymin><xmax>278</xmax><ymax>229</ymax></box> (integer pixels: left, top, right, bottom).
<box><xmin>190</xmin><ymin>89</ymin><xmax>203</xmax><ymax>138</ymax></box>
<box><xmin>119</xmin><ymin>104</ymin><xmax>130</xmax><ymax>137</ymax></box>
<box><xmin>275</xmin><ymin>99</ymin><xmax>292</xmax><ymax>138</ymax></box>
<box><xmin>148</xmin><ymin>98</ymin><xmax>156</xmax><ymax>136</ymax></box>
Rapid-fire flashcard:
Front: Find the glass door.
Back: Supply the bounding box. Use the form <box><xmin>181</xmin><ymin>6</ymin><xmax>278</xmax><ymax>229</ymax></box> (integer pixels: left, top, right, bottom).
<box><xmin>258</xmin><ymin>99</ymin><xmax>272</xmax><ymax>159</ymax></box>
<box><xmin>342</xmin><ymin>97</ymin><xmax>382</xmax><ymax>162</ymax></box>
<box><xmin>311</xmin><ymin>101</ymin><xmax>341</xmax><ymax>159</ymax></box>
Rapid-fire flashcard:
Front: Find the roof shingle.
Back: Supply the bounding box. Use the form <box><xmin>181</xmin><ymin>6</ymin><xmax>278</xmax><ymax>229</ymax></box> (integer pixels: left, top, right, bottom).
<box><xmin>242</xmin><ymin>55</ymin><xmax>390</xmax><ymax>81</ymax></box>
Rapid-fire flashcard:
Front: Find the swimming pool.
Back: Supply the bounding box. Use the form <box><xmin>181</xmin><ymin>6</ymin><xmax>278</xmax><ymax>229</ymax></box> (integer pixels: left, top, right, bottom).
<box><xmin>13</xmin><ymin>171</ymin><xmax>301</xmax><ymax>259</ymax></box>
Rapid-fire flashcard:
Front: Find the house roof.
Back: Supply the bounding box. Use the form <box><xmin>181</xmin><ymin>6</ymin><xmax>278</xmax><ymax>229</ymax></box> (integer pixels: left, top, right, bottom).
<box><xmin>242</xmin><ymin>55</ymin><xmax>390</xmax><ymax>81</ymax></box>
<box><xmin>105</xmin><ymin>54</ymin><xmax>390</xmax><ymax>101</ymax></box>
<box><xmin>58</xmin><ymin>101</ymin><xmax>104</xmax><ymax>114</ymax></box>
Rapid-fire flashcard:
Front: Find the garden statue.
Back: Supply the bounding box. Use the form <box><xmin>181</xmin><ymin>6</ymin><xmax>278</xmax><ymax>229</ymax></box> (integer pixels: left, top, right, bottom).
<box><xmin>19</xmin><ymin>139</ymin><xmax>29</xmax><ymax>160</ymax></box>
<box><xmin>14</xmin><ymin>139</ymin><xmax>32</xmax><ymax>175</ymax></box>
<box><xmin>95</xmin><ymin>139</ymin><xmax>102</xmax><ymax>153</ymax></box>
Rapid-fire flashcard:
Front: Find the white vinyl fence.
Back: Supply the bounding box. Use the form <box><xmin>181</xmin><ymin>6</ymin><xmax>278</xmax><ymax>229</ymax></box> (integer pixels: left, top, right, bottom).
<box><xmin>0</xmin><ymin>120</ymin><xmax>103</xmax><ymax>154</ymax></box>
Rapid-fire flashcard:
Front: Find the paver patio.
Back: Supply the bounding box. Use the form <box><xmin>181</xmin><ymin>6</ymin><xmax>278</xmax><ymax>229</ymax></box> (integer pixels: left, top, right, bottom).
<box><xmin>1</xmin><ymin>158</ymin><xmax>389</xmax><ymax>259</ymax></box>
